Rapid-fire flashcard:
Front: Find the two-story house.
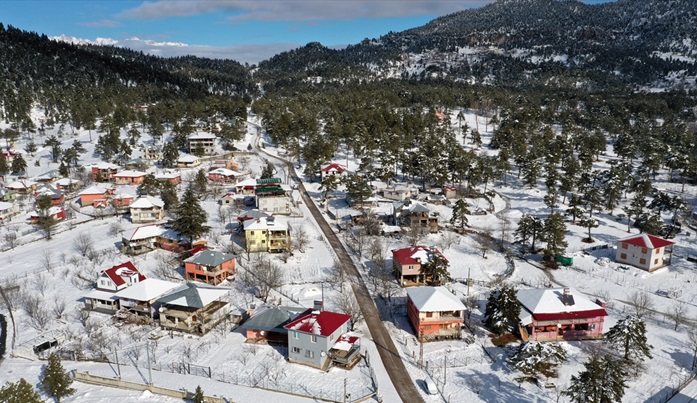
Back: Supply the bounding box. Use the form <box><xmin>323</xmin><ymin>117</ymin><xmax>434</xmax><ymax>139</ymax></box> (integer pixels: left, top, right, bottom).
<box><xmin>256</xmin><ymin>178</ymin><xmax>293</xmax><ymax>215</ymax></box>
<box><xmin>184</xmin><ymin>250</ymin><xmax>236</xmax><ymax>285</ymax></box>
<box><xmin>89</xmin><ymin>162</ymin><xmax>119</xmax><ymax>182</ymax></box>
<box><xmin>392</xmin><ymin>245</ymin><xmax>447</xmax><ymax>286</ymax></box>
<box><xmin>392</xmin><ymin>200</ymin><xmax>439</xmax><ymax>233</ymax></box>
<box><xmin>284</xmin><ymin>307</ymin><xmax>359</xmax><ymax>370</ymax></box>
<box><xmin>244</xmin><ymin>216</ymin><xmax>290</xmax><ymax>253</ymax></box>
<box><xmin>208</xmin><ymin>168</ymin><xmax>242</xmax><ymax>182</ymax></box>
<box><xmin>406</xmin><ymin>286</ymin><xmax>465</xmax><ymax>341</ymax></box>
<box><xmin>129</xmin><ymin>196</ymin><xmax>165</xmax><ymax>223</ymax></box>
<box><xmin>84</xmin><ymin>261</ymin><xmax>145</xmax><ymax>313</ymax></box>
<box><xmin>188</xmin><ymin>132</ymin><xmax>217</xmax><ymax>155</ymax></box>
<box><xmin>113</xmin><ymin>278</ymin><xmax>181</xmax><ymax>322</ymax></box>
<box><xmin>34</xmin><ymin>184</ymin><xmax>64</xmax><ymax>206</ymax></box>
<box><xmin>113</xmin><ymin>170</ymin><xmax>147</xmax><ymax>185</ymax></box>
<box><xmin>157</xmin><ymin>282</ymin><xmax>231</xmax><ymax>335</ymax></box>
<box><xmin>320</xmin><ymin>163</ymin><xmax>347</xmax><ymax>182</ymax></box>
<box><xmin>0</xmin><ymin>201</ymin><xmax>19</xmax><ymax>222</ymax></box>
<box><xmin>0</xmin><ymin>188</ymin><xmax>18</xmax><ymax>202</ymax></box>
<box><xmin>615</xmin><ymin>233</ymin><xmax>675</xmax><ymax>272</ymax></box>
<box><xmin>177</xmin><ymin>153</ymin><xmax>201</xmax><ymax>168</ymax></box>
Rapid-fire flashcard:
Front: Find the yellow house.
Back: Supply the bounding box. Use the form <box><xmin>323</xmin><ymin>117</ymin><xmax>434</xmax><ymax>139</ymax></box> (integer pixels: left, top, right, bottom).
<box><xmin>243</xmin><ymin>216</ymin><xmax>290</xmax><ymax>253</ymax></box>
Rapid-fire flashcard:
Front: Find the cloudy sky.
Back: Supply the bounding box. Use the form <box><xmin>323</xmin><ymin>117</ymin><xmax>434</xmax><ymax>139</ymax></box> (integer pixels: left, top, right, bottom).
<box><xmin>1</xmin><ymin>0</ymin><xmax>612</xmax><ymax>64</ymax></box>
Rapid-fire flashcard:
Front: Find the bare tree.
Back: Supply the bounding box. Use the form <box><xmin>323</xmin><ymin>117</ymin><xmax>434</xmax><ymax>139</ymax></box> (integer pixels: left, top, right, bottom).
<box><xmin>404</xmin><ymin>220</ymin><xmax>426</xmax><ymax>246</ymax></box>
<box><xmin>368</xmin><ymin>237</ymin><xmax>385</xmax><ymax>270</ymax></box>
<box><xmin>33</xmin><ymin>272</ymin><xmax>49</xmax><ymax>296</ymax></box>
<box><xmin>596</xmin><ymin>289</ymin><xmax>613</xmax><ymax>309</ymax></box>
<box><xmin>292</xmin><ymin>225</ymin><xmax>309</xmax><ymax>253</ymax></box>
<box><xmin>689</xmin><ymin>326</ymin><xmax>697</xmax><ymax>371</ymax></box>
<box><xmin>108</xmin><ymin>221</ymin><xmax>124</xmax><ymax>237</ymax></box>
<box><xmin>4</xmin><ymin>230</ymin><xmax>18</xmax><ymax>249</ymax></box>
<box><xmin>667</xmin><ymin>302</ymin><xmax>688</xmax><ymax>331</ymax></box>
<box><xmin>476</xmin><ymin>228</ymin><xmax>495</xmax><ymax>259</ymax></box>
<box><xmin>438</xmin><ymin>230</ymin><xmax>459</xmax><ymax>251</ymax></box>
<box><xmin>75</xmin><ymin>306</ymin><xmax>91</xmax><ymax>327</ymax></box>
<box><xmin>627</xmin><ymin>291</ymin><xmax>654</xmax><ymax>319</ymax></box>
<box><xmin>247</xmin><ymin>257</ymin><xmax>283</xmax><ymax>303</ymax></box>
<box><xmin>333</xmin><ymin>290</ymin><xmax>363</xmax><ymax>330</ymax></box>
<box><xmin>21</xmin><ymin>295</ymin><xmax>51</xmax><ymax>331</ymax></box>
<box><xmin>52</xmin><ymin>298</ymin><xmax>67</xmax><ymax>319</ymax></box>
<box><xmin>73</xmin><ymin>232</ymin><xmax>95</xmax><ymax>257</ymax></box>
<box><xmin>152</xmin><ymin>252</ymin><xmax>181</xmax><ymax>281</ymax></box>
<box><xmin>373</xmin><ymin>266</ymin><xmax>399</xmax><ymax>302</ymax></box>
<box><xmin>40</xmin><ymin>248</ymin><xmax>54</xmax><ymax>273</ymax></box>
<box><xmin>324</xmin><ymin>260</ymin><xmax>346</xmax><ymax>291</ymax></box>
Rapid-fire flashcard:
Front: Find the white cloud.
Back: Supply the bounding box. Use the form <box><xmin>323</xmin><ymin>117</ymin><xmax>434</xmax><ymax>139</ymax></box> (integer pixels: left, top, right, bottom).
<box><xmin>50</xmin><ymin>35</ymin><xmax>297</xmax><ymax>64</ymax></box>
<box><xmin>118</xmin><ymin>0</ymin><xmax>494</xmax><ymax>21</ymax></box>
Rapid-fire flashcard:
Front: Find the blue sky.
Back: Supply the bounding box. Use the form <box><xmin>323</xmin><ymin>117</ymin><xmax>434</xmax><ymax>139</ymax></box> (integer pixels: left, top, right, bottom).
<box><xmin>0</xmin><ymin>0</ymin><xmax>613</xmax><ymax>64</ymax></box>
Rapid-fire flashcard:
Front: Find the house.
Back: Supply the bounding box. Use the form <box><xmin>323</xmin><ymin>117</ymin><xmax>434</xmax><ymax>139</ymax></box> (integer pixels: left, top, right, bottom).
<box><xmin>0</xmin><ymin>201</ymin><xmax>19</xmax><ymax>221</ymax></box>
<box><xmin>256</xmin><ymin>179</ymin><xmax>293</xmax><ymax>215</ymax></box>
<box><xmin>2</xmin><ymin>149</ymin><xmax>25</xmax><ymax>162</ymax></box>
<box><xmin>78</xmin><ymin>184</ymin><xmax>116</xmax><ymax>207</ymax></box>
<box><xmin>391</xmin><ymin>245</ymin><xmax>447</xmax><ymax>286</ymax></box>
<box><xmin>89</xmin><ymin>162</ymin><xmax>119</xmax><ymax>182</ymax></box>
<box><xmin>237</xmin><ymin>209</ymin><xmax>271</xmax><ymax>225</ymax></box>
<box><xmin>84</xmin><ymin>262</ymin><xmax>145</xmax><ymax>313</ymax></box>
<box><xmin>240</xmin><ymin>305</ymin><xmax>305</xmax><ymax>344</ymax></box>
<box><xmin>244</xmin><ymin>216</ymin><xmax>290</xmax><ymax>253</ymax></box>
<box><xmin>383</xmin><ymin>186</ymin><xmax>417</xmax><ymax>202</ymax></box>
<box><xmin>129</xmin><ymin>196</ymin><xmax>164</xmax><ymax>223</ymax></box>
<box><xmin>111</xmin><ymin>192</ymin><xmax>135</xmax><ymax>210</ymax></box>
<box><xmin>143</xmin><ymin>145</ymin><xmax>162</xmax><ymax>161</ymax></box>
<box><xmin>114</xmin><ymin>279</ymin><xmax>181</xmax><ymax>322</ymax></box>
<box><xmin>6</xmin><ymin>179</ymin><xmax>38</xmax><ymax>194</ymax></box>
<box><xmin>188</xmin><ymin>132</ymin><xmax>217</xmax><ymax>155</ymax></box>
<box><xmin>0</xmin><ymin>188</ymin><xmax>18</xmax><ymax>202</ymax></box>
<box><xmin>158</xmin><ymin>282</ymin><xmax>231</xmax><ymax>335</ymax></box>
<box><xmin>184</xmin><ymin>250</ymin><xmax>236</xmax><ymax>285</ymax></box>
<box><xmin>33</xmin><ymin>169</ymin><xmax>61</xmax><ymax>183</ymax></box>
<box><xmin>113</xmin><ymin>170</ymin><xmax>147</xmax><ymax>185</ymax></box>
<box><xmin>211</xmin><ymin>158</ymin><xmax>240</xmax><ymax>171</ymax></box>
<box><xmin>616</xmin><ymin>233</ymin><xmax>675</xmax><ymax>272</ymax></box>
<box><xmin>34</xmin><ymin>184</ymin><xmax>64</xmax><ymax>205</ymax></box>
<box><xmin>121</xmin><ymin>224</ymin><xmax>178</xmax><ymax>255</ymax></box>
<box><xmin>177</xmin><ymin>153</ymin><xmax>201</xmax><ymax>168</ymax></box>
<box><xmin>234</xmin><ymin>177</ymin><xmax>258</xmax><ymax>195</ymax></box>
<box><xmin>392</xmin><ymin>200</ymin><xmax>439</xmax><ymax>233</ymax></box>
<box><xmin>284</xmin><ymin>306</ymin><xmax>359</xmax><ymax>370</ymax></box>
<box><xmin>54</xmin><ymin>178</ymin><xmax>80</xmax><ymax>192</ymax></box>
<box><xmin>124</xmin><ymin>158</ymin><xmax>150</xmax><ymax>171</ymax></box>
<box><xmin>406</xmin><ymin>287</ymin><xmax>465</xmax><ymax>341</ymax></box>
<box><xmin>517</xmin><ymin>287</ymin><xmax>607</xmax><ymax>342</ymax></box>
<box><xmin>208</xmin><ymin>168</ymin><xmax>242</xmax><ymax>183</ymax></box>
<box><xmin>220</xmin><ymin>192</ymin><xmax>237</xmax><ymax>206</ymax></box>
<box><xmin>320</xmin><ymin>163</ymin><xmax>347</xmax><ymax>182</ymax></box>
<box><xmin>155</xmin><ymin>171</ymin><xmax>181</xmax><ymax>185</ymax></box>
<box><xmin>442</xmin><ymin>186</ymin><xmax>457</xmax><ymax>199</ymax></box>
<box><xmin>28</xmin><ymin>206</ymin><xmax>66</xmax><ymax>223</ymax></box>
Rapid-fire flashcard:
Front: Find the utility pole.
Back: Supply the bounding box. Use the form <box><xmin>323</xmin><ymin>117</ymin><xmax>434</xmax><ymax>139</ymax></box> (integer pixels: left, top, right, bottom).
<box><xmin>146</xmin><ymin>342</ymin><xmax>152</xmax><ymax>385</ymax></box>
<box><xmin>467</xmin><ymin>268</ymin><xmax>471</xmax><ymax>296</ymax></box>
<box><xmin>343</xmin><ymin>378</ymin><xmax>347</xmax><ymax>403</ymax></box>
<box><xmin>443</xmin><ymin>355</ymin><xmax>447</xmax><ymax>386</ymax></box>
<box><xmin>418</xmin><ymin>329</ymin><xmax>424</xmax><ymax>369</ymax></box>
<box><xmin>114</xmin><ymin>349</ymin><xmax>121</xmax><ymax>380</ymax></box>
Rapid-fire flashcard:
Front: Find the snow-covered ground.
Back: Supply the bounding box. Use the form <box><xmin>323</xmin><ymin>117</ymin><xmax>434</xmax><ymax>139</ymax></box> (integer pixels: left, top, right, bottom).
<box><xmin>0</xmin><ymin>107</ymin><xmax>696</xmax><ymax>403</ymax></box>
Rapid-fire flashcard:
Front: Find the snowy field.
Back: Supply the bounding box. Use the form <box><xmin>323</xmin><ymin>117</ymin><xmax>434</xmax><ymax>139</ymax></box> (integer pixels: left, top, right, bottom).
<box><xmin>0</xmin><ymin>107</ymin><xmax>695</xmax><ymax>403</ymax></box>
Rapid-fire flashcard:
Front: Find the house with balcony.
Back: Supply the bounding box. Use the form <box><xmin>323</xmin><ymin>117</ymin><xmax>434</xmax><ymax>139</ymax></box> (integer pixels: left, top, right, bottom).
<box><xmin>121</xmin><ymin>224</ymin><xmax>182</xmax><ymax>255</ymax></box>
<box><xmin>244</xmin><ymin>216</ymin><xmax>290</xmax><ymax>253</ymax></box>
<box><xmin>234</xmin><ymin>177</ymin><xmax>258</xmax><ymax>195</ymax></box>
<box><xmin>84</xmin><ymin>262</ymin><xmax>145</xmax><ymax>314</ymax></box>
<box><xmin>0</xmin><ymin>202</ymin><xmax>19</xmax><ymax>222</ymax></box>
<box><xmin>256</xmin><ymin>178</ymin><xmax>293</xmax><ymax>215</ymax></box>
<box><xmin>184</xmin><ymin>250</ymin><xmax>236</xmax><ymax>285</ymax></box>
<box><xmin>113</xmin><ymin>278</ymin><xmax>181</xmax><ymax>322</ymax></box>
<box><xmin>240</xmin><ymin>305</ymin><xmax>305</xmax><ymax>344</ymax></box>
<box><xmin>0</xmin><ymin>188</ymin><xmax>18</xmax><ymax>202</ymax></box>
<box><xmin>615</xmin><ymin>233</ymin><xmax>675</xmax><ymax>272</ymax></box>
<box><xmin>406</xmin><ymin>286</ymin><xmax>465</xmax><ymax>341</ymax></box>
<box><xmin>392</xmin><ymin>245</ymin><xmax>447</xmax><ymax>286</ymax></box>
<box><xmin>34</xmin><ymin>184</ymin><xmax>64</xmax><ymax>206</ymax></box>
<box><xmin>320</xmin><ymin>163</ymin><xmax>347</xmax><ymax>182</ymax></box>
<box><xmin>113</xmin><ymin>170</ymin><xmax>147</xmax><ymax>185</ymax></box>
<box><xmin>143</xmin><ymin>145</ymin><xmax>162</xmax><ymax>161</ymax></box>
<box><xmin>517</xmin><ymin>287</ymin><xmax>607</xmax><ymax>342</ymax></box>
<box><xmin>392</xmin><ymin>200</ymin><xmax>439</xmax><ymax>233</ymax></box>
<box><xmin>129</xmin><ymin>196</ymin><xmax>164</xmax><ymax>223</ymax></box>
<box><xmin>157</xmin><ymin>282</ymin><xmax>231</xmax><ymax>336</ymax></box>
<box><xmin>188</xmin><ymin>133</ymin><xmax>217</xmax><ymax>155</ymax></box>
<box><xmin>284</xmin><ymin>307</ymin><xmax>360</xmax><ymax>371</ymax></box>
<box><xmin>6</xmin><ymin>179</ymin><xmax>38</xmax><ymax>194</ymax></box>
<box><xmin>155</xmin><ymin>171</ymin><xmax>181</xmax><ymax>185</ymax></box>
<box><xmin>89</xmin><ymin>162</ymin><xmax>119</xmax><ymax>182</ymax></box>
<box><xmin>177</xmin><ymin>154</ymin><xmax>201</xmax><ymax>168</ymax></box>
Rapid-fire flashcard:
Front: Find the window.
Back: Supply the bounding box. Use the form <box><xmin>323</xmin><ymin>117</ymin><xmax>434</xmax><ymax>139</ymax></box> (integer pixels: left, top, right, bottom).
<box><xmin>426</xmin><ymin>312</ymin><xmax>433</xmax><ymax>318</ymax></box>
<box><xmin>654</xmin><ymin>258</ymin><xmax>659</xmax><ymax>264</ymax></box>
<box><xmin>292</xmin><ymin>347</ymin><xmax>301</xmax><ymax>354</ymax></box>
<box><xmin>620</xmin><ymin>253</ymin><xmax>627</xmax><ymax>259</ymax></box>
<box><xmin>250</xmin><ymin>231</ymin><xmax>254</xmax><ymax>235</ymax></box>
<box><xmin>656</xmin><ymin>248</ymin><xmax>661</xmax><ymax>253</ymax></box>
<box><xmin>639</xmin><ymin>258</ymin><xmax>646</xmax><ymax>265</ymax></box>
<box><xmin>641</xmin><ymin>247</ymin><xmax>647</xmax><ymax>254</ymax></box>
<box><xmin>621</xmin><ymin>243</ymin><xmax>628</xmax><ymax>249</ymax></box>
<box><xmin>311</xmin><ymin>335</ymin><xmax>317</xmax><ymax>343</ymax></box>
<box><xmin>305</xmin><ymin>350</ymin><xmax>315</xmax><ymax>359</ymax></box>
<box><xmin>292</xmin><ymin>331</ymin><xmax>299</xmax><ymax>339</ymax></box>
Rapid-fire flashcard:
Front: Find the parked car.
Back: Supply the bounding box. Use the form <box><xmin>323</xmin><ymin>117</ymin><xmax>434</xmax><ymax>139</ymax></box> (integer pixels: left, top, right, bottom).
<box><xmin>424</xmin><ymin>379</ymin><xmax>438</xmax><ymax>395</ymax></box>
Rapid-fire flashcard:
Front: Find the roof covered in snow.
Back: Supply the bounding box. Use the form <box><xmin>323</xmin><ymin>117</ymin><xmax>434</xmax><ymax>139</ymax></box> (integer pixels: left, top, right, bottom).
<box><xmin>284</xmin><ymin>309</ymin><xmax>351</xmax><ymax>337</ymax></box>
<box><xmin>113</xmin><ymin>170</ymin><xmax>147</xmax><ymax>178</ymax></box>
<box><xmin>188</xmin><ymin>132</ymin><xmax>217</xmax><ymax>140</ymax></box>
<box><xmin>100</xmin><ymin>261</ymin><xmax>145</xmax><ymax>287</ymax></box>
<box><xmin>184</xmin><ymin>250</ymin><xmax>235</xmax><ymax>267</ymax></box>
<box><xmin>618</xmin><ymin>233</ymin><xmax>675</xmax><ymax>248</ymax></box>
<box><xmin>517</xmin><ymin>288</ymin><xmax>607</xmax><ymax>325</ymax></box>
<box><xmin>407</xmin><ymin>286</ymin><xmax>466</xmax><ymax>312</ymax></box>
<box><xmin>130</xmin><ymin>196</ymin><xmax>164</xmax><ymax>209</ymax></box>
<box><xmin>240</xmin><ymin>305</ymin><xmax>306</xmax><ymax>332</ymax></box>
<box><xmin>243</xmin><ymin>216</ymin><xmax>288</xmax><ymax>231</ymax></box>
<box><xmin>157</xmin><ymin>282</ymin><xmax>228</xmax><ymax>309</ymax></box>
<box><xmin>114</xmin><ymin>278</ymin><xmax>181</xmax><ymax>302</ymax></box>
<box><xmin>79</xmin><ymin>183</ymin><xmax>114</xmax><ymax>195</ymax></box>
<box><xmin>392</xmin><ymin>245</ymin><xmax>445</xmax><ymax>266</ymax></box>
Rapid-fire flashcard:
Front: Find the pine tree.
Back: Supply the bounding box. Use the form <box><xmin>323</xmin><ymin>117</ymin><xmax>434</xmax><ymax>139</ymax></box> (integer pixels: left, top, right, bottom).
<box><xmin>541</xmin><ymin>213</ymin><xmax>568</xmax><ymax>267</ymax></box>
<box><xmin>0</xmin><ymin>378</ymin><xmax>42</xmax><ymax>403</ymax></box>
<box><xmin>193</xmin><ymin>385</ymin><xmax>204</xmax><ymax>403</ymax></box>
<box><xmin>565</xmin><ymin>354</ymin><xmax>626</xmax><ymax>403</ymax></box>
<box><xmin>420</xmin><ymin>251</ymin><xmax>451</xmax><ymax>286</ymax></box>
<box><xmin>35</xmin><ymin>195</ymin><xmax>58</xmax><ymax>240</ymax></box>
<box><xmin>605</xmin><ymin>316</ymin><xmax>653</xmax><ymax>362</ymax></box>
<box><xmin>450</xmin><ymin>199</ymin><xmax>471</xmax><ymax>230</ymax></box>
<box><xmin>578</xmin><ymin>216</ymin><xmax>599</xmax><ymax>243</ymax></box>
<box><xmin>41</xmin><ymin>353</ymin><xmax>75</xmax><ymax>402</ymax></box>
<box><xmin>25</xmin><ymin>140</ymin><xmax>37</xmax><ymax>156</ymax></box>
<box><xmin>192</xmin><ymin>169</ymin><xmax>208</xmax><ymax>196</ymax></box>
<box><xmin>160</xmin><ymin>181</ymin><xmax>179</xmax><ymax>212</ymax></box>
<box><xmin>484</xmin><ymin>284</ymin><xmax>520</xmax><ymax>335</ymax></box>
<box><xmin>509</xmin><ymin>342</ymin><xmax>566</xmax><ymax>377</ymax></box>
<box><xmin>172</xmin><ymin>188</ymin><xmax>209</xmax><ymax>243</ymax></box>
<box><xmin>43</xmin><ymin>135</ymin><xmax>62</xmax><ymax>163</ymax></box>
<box><xmin>137</xmin><ymin>174</ymin><xmax>160</xmax><ymax>196</ymax></box>
<box><xmin>0</xmin><ymin>152</ymin><xmax>8</xmax><ymax>176</ymax></box>
<box><xmin>162</xmin><ymin>142</ymin><xmax>179</xmax><ymax>168</ymax></box>
<box><xmin>10</xmin><ymin>154</ymin><xmax>27</xmax><ymax>175</ymax></box>
<box><xmin>261</xmin><ymin>161</ymin><xmax>275</xmax><ymax>179</ymax></box>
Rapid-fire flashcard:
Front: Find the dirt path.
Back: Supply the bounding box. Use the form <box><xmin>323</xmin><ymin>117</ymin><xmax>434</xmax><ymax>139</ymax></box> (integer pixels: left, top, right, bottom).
<box><xmin>249</xmin><ymin>122</ymin><xmax>424</xmax><ymax>403</ymax></box>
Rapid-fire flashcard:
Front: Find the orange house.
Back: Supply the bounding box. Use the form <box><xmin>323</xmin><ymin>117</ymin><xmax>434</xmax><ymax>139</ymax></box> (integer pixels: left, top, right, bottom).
<box><xmin>406</xmin><ymin>286</ymin><xmax>465</xmax><ymax>341</ymax></box>
<box><xmin>183</xmin><ymin>250</ymin><xmax>236</xmax><ymax>285</ymax></box>
<box><xmin>90</xmin><ymin>163</ymin><xmax>119</xmax><ymax>182</ymax></box>
<box><xmin>78</xmin><ymin>184</ymin><xmax>116</xmax><ymax>207</ymax></box>
<box><xmin>155</xmin><ymin>171</ymin><xmax>181</xmax><ymax>185</ymax></box>
<box><xmin>113</xmin><ymin>170</ymin><xmax>147</xmax><ymax>185</ymax></box>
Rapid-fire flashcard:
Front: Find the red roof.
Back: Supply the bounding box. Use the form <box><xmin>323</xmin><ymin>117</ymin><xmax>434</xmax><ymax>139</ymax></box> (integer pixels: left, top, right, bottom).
<box><xmin>620</xmin><ymin>234</ymin><xmax>675</xmax><ymax>249</ymax></box>
<box><xmin>284</xmin><ymin>309</ymin><xmax>351</xmax><ymax>337</ymax></box>
<box><xmin>101</xmin><ymin>261</ymin><xmax>145</xmax><ymax>287</ymax></box>
<box><xmin>321</xmin><ymin>163</ymin><xmax>346</xmax><ymax>173</ymax></box>
<box><xmin>392</xmin><ymin>245</ymin><xmax>446</xmax><ymax>266</ymax></box>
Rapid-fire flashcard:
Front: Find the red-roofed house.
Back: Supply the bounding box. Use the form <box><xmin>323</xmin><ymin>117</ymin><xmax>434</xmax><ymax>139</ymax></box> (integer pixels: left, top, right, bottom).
<box><xmin>616</xmin><ymin>233</ymin><xmax>675</xmax><ymax>271</ymax></box>
<box><xmin>208</xmin><ymin>168</ymin><xmax>241</xmax><ymax>182</ymax></box>
<box><xmin>113</xmin><ymin>170</ymin><xmax>147</xmax><ymax>185</ymax></box>
<box><xmin>284</xmin><ymin>307</ymin><xmax>359</xmax><ymax>370</ymax></box>
<box><xmin>392</xmin><ymin>245</ymin><xmax>447</xmax><ymax>286</ymax></box>
<box><xmin>517</xmin><ymin>287</ymin><xmax>607</xmax><ymax>342</ymax></box>
<box><xmin>320</xmin><ymin>163</ymin><xmax>347</xmax><ymax>182</ymax></box>
<box><xmin>84</xmin><ymin>262</ymin><xmax>146</xmax><ymax>313</ymax></box>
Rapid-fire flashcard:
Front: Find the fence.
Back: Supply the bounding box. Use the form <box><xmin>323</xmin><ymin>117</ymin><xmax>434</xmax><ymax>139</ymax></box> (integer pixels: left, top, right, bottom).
<box><xmin>171</xmin><ymin>361</ymin><xmax>211</xmax><ymax>378</ymax></box>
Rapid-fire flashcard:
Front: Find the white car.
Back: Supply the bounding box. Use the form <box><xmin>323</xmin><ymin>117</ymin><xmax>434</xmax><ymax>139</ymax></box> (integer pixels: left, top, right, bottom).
<box><xmin>424</xmin><ymin>379</ymin><xmax>438</xmax><ymax>395</ymax></box>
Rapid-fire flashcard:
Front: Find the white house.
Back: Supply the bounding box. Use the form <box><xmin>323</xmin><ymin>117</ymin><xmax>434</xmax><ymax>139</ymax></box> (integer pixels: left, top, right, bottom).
<box><xmin>0</xmin><ymin>201</ymin><xmax>19</xmax><ymax>221</ymax></box>
<box><xmin>177</xmin><ymin>153</ymin><xmax>201</xmax><ymax>168</ymax></box>
<box><xmin>320</xmin><ymin>163</ymin><xmax>347</xmax><ymax>182</ymax></box>
<box><xmin>188</xmin><ymin>132</ymin><xmax>217</xmax><ymax>155</ymax></box>
<box><xmin>129</xmin><ymin>196</ymin><xmax>165</xmax><ymax>223</ymax></box>
<box><xmin>616</xmin><ymin>233</ymin><xmax>675</xmax><ymax>271</ymax></box>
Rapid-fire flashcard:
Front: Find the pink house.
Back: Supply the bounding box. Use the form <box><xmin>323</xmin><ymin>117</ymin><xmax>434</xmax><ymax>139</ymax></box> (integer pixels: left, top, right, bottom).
<box><xmin>517</xmin><ymin>287</ymin><xmax>607</xmax><ymax>342</ymax></box>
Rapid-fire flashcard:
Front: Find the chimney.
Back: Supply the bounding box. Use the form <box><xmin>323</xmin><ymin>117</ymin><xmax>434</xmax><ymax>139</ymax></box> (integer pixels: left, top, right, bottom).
<box><xmin>313</xmin><ymin>300</ymin><xmax>323</xmax><ymax>311</ymax></box>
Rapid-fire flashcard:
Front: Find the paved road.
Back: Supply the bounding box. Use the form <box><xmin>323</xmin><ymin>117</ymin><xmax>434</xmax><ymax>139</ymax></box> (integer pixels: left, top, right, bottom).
<box><xmin>249</xmin><ymin>122</ymin><xmax>423</xmax><ymax>403</ymax></box>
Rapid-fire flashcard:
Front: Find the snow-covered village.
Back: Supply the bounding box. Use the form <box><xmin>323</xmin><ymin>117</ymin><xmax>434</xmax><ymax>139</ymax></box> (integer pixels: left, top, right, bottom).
<box><xmin>2</xmin><ymin>1</ymin><xmax>697</xmax><ymax>403</ymax></box>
